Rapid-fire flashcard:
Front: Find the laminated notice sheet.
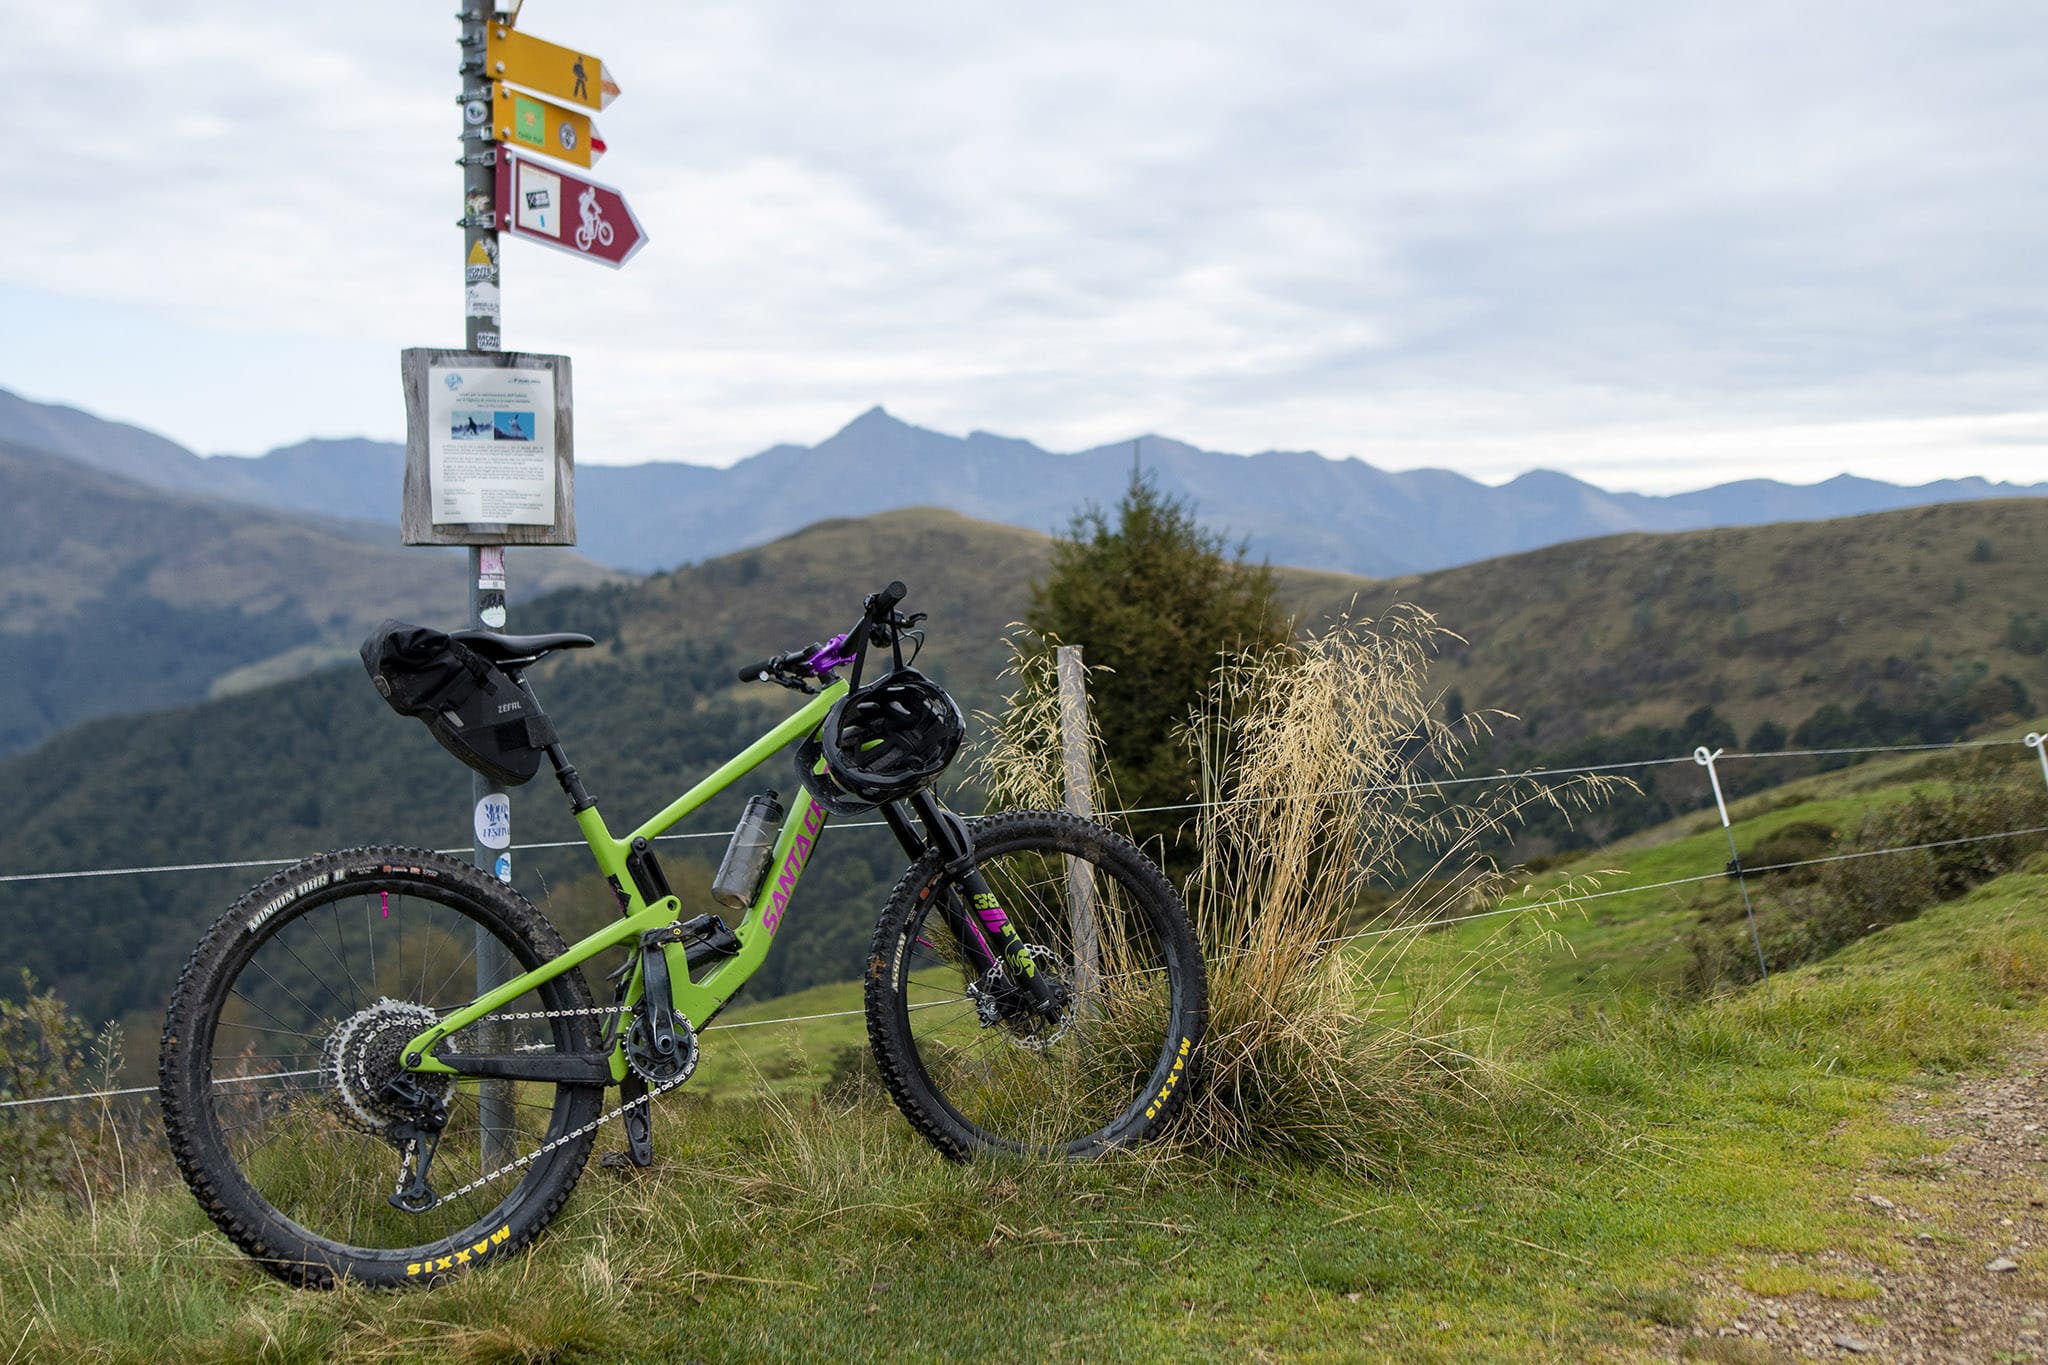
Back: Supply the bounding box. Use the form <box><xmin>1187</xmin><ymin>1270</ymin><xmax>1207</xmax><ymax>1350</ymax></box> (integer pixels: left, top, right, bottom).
<box><xmin>426</xmin><ymin>363</ymin><xmax>556</xmax><ymax>525</ymax></box>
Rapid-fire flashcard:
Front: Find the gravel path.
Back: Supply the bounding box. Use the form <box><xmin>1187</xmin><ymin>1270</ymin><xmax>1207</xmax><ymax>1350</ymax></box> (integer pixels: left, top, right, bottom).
<box><xmin>1655</xmin><ymin>1043</ymin><xmax>2048</xmax><ymax>1362</ymax></box>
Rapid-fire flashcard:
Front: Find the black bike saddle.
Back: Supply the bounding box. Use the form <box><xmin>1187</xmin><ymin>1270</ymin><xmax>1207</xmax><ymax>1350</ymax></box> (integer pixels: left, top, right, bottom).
<box><xmin>449</xmin><ymin>629</ymin><xmax>596</xmax><ymax>664</ymax></box>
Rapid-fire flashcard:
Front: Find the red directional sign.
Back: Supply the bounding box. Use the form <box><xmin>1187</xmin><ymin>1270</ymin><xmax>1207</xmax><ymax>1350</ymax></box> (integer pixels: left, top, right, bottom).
<box><xmin>494</xmin><ymin>149</ymin><xmax>648</xmax><ymax>269</ymax></box>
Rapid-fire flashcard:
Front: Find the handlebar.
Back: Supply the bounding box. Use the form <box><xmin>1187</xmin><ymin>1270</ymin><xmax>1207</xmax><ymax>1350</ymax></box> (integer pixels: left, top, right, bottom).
<box><xmin>867</xmin><ymin>580</ymin><xmax>907</xmax><ymax>620</ymax></box>
<box><xmin>738</xmin><ymin>582</ymin><xmax>913</xmax><ymax>690</ymax></box>
<box><xmin>735</xmin><ymin>648</ymin><xmax>808</xmax><ymax>685</ymax></box>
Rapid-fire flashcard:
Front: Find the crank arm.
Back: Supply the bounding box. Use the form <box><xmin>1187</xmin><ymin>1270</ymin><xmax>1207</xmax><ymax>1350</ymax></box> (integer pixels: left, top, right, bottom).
<box><xmin>620</xmin><ymin>1072</ymin><xmax>653</xmax><ymax>1166</ymax></box>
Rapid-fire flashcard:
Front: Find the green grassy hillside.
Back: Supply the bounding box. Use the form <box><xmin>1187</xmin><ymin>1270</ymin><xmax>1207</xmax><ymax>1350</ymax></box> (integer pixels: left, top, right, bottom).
<box><xmin>1287</xmin><ymin>497</ymin><xmax>2048</xmax><ymax>750</ymax></box>
<box><xmin>5</xmin><ymin>743</ymin><xmax>2047</xmax><ymax>1360</ymax></box>
<box><xmin>643</xmin><ymin>506</ymin><xmax>1056</xmax><ymax>709</ymax></box>
<box><xmin>534</xmin><ymin>498</ymin><xmax>2048</xmax><ymax>760</ymax></box>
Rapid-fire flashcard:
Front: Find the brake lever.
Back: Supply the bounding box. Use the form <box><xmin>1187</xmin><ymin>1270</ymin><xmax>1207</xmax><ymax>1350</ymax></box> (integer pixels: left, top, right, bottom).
<box><xmin>770</xmin><ymin>659</ymin><xmax>821</xmax><ymax>694</ymax></box>
<box><xmin>865</xmin><ymin>610</ymin><xmax>927</xmax><ymax>647</ymax></box>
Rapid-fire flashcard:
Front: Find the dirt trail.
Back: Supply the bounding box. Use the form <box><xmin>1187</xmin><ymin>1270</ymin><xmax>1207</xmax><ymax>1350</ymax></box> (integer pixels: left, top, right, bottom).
<box><xmin>1656</xmin><ymin>1043</ymin><xmax>2048</xmax><ymax>1362</ymax></box>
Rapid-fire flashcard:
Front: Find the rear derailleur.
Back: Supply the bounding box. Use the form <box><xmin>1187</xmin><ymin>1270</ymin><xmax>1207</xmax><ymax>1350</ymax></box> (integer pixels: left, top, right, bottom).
<box><xmin>381</xmin><ymin>1075</ymin><xmax>450</xmax><ymax>1213</ymax></box>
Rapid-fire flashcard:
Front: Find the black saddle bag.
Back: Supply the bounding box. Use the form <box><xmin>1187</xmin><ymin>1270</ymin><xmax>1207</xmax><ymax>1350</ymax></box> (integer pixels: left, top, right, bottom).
<box><xmin>360</xmin><ymin>620</ymin><xmax>554</xmax><ymax>787</ymax></box>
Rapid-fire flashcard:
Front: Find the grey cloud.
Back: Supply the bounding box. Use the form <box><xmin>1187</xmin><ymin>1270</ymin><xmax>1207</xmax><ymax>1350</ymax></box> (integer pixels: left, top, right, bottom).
<box><xmin>0</xmin><ymin>0</ymin><xmax>2041</xmax><ymax>484</ymax></box>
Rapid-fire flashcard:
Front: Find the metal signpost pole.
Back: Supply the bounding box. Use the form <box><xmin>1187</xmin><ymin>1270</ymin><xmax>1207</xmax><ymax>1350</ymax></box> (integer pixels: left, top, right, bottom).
<box><xmin>460</xmin><ymin>4</ymin><xmax>515</xmax><ymax>1169</ymax></box>
<box><xmin>404</xmin><ymin>4</ymin><xmax>621</xmax><ymax>1170</ymax></box>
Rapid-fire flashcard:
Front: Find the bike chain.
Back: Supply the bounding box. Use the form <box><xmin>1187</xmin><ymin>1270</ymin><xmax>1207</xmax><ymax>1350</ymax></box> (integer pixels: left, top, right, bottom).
<box><xmin>480</xmin><ymin>1004</ymin><xmax>622</xmax><ymax>1023</ymax></box>
<box><xmin>428</xmin><ymin>1003</ymin><xmax>682</xmax><ymax>1207</ymax></box>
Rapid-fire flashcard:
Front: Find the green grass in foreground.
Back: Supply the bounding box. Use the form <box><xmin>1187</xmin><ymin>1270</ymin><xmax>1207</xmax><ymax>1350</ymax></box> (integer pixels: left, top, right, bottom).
<box><xmin>4</xmin><ymin>774</ymin><xmax>2045</xmax><ymax>1362</ymax></box>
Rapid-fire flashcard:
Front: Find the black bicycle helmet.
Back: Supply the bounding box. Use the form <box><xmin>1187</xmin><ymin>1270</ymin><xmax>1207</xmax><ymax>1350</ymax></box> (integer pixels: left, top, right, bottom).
<box><xmin>796</xmin><ymin>667</ymin><xmax>964</xmax><ymax>814</ymax></box>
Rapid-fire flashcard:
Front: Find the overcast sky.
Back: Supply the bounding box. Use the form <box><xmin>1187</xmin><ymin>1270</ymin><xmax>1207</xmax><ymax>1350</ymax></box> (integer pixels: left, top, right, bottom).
<box><xmin>2</xmin><ymin>1</ymin><xmax>2041</xmax><ymax>491</ymax></box>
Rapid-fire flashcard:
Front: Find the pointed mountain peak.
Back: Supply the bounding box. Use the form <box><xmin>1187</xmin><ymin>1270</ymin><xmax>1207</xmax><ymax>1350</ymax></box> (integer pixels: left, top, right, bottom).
<box><xmin>1504</xmin><ymin>467</ymin><xmax>1594</xmax><ymax>492</ymax></box>
<box><xmin>834</xmin><ymin>405</ymin><xmax>910</xmax><ymax>438</ymax></box>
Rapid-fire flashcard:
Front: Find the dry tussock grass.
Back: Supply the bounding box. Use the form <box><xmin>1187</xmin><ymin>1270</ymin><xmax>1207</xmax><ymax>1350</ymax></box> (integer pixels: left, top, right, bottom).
<box><xmin>980</xmin><ymin>607</ymin><xmax>1622</xmax><ymax>1173</ymax></box>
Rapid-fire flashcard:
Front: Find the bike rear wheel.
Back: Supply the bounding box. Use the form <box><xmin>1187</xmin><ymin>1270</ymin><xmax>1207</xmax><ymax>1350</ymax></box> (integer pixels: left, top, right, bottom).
<box><xmin>159</xmin><ymin>846</ymin><xmax>605</xmax><ymax>1288</ymax></box>
<box><xmin>864</xmin><ymin>810</ymin><xmax>1207</xmax><ymax>1158</ymax></box>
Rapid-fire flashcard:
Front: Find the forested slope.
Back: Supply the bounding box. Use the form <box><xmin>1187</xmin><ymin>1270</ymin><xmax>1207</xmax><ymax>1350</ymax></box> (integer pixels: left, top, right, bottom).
<box><xmin>4</xmin><ymin>500</ymin><xmax>2043</xmax><ymax>1035</ymax></box>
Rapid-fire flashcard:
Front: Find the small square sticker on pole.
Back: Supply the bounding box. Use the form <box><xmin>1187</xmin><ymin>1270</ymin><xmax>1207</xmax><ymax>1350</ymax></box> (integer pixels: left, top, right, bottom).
<box><xmin>478</xmin><ymin>546</ymin><xmax>507</xmax><ymax>591</ymax></box>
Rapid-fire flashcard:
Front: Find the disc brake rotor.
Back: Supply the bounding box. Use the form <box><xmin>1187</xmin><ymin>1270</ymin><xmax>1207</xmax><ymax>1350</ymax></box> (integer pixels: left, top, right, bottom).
<box><xmin>964</xmin><ymin>945</ymin><xmax>1073</xmax><ymax>1051</ymax></box>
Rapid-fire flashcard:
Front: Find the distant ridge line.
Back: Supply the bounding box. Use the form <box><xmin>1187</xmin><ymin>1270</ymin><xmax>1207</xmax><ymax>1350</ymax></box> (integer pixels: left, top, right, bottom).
<box><xmin>2</xmin><ymin>385</ymin><xmax>2041</xmax><ymax>580</ymax></box>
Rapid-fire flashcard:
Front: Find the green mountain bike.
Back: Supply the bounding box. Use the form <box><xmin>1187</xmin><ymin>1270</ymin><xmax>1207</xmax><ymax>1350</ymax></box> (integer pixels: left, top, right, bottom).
<box><xmin>159</xmin><ymin>582</ymin><xmax>1207</xmax><ymax>1287</ymax></box>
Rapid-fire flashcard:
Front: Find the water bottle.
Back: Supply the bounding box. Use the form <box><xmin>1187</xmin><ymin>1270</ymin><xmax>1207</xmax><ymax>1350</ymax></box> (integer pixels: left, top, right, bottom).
<box><xmin>711</xmin><ymin>790</ymin><xmax>784</xmax><ymax>910</ymax></box>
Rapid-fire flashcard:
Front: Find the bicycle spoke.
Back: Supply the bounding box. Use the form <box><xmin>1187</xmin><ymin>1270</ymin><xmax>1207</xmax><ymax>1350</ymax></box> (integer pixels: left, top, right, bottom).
<box><xmin>243</xmin><ymin>957</ymin><xmax>332</xmax><ymax>1039</ymax></box>
<box><xmin>273</xmin><ymin>925</ymin><xmax>355</xmax><ymax>1017</ymax></box>
<box><xmin>427</xmin><ymin>942</ymin><xmax>480</xmax><ymax>1010</ymax></box>
<box><xmin>187</xmin><ymin>863</ymin><xmax>602</xmax><ymax>1263</ymax></box>
<box><xmin>226</xmin><ymin>987</ymin><xmax>320</xmax><ymax>1041</ymax></box>
<box><xmin>320</xmin><ymin>904</ymin><xmax>368</xmax><ymax>1013</ymax></box>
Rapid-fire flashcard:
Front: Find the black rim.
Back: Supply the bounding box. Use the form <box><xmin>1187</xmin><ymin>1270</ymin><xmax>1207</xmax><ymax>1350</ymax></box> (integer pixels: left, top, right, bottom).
<box><xmin>890</xmin><ymin>831</ymin><xmax>1185</xmax><ymax>1155</ymax></box>
<box><xmin>190</xmin><ymin>872</ymin><xmax>592</xmax><ymax>1259</ymax></box>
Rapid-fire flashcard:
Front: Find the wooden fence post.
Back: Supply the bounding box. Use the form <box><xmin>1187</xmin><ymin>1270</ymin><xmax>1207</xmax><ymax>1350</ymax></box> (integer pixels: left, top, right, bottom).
<box><xmin>1055</xmin><ymin>646</ymin><xmax>1102</xmax><ymax>1015</ymax></box>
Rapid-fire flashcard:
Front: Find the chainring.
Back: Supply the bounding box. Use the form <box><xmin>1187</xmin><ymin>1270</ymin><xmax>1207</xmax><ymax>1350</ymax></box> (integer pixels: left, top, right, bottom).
<box><xmin>625</xmin><ymin>1005</ymin><xmax>699</xmax><ymax>1086</ymax></box>
<box><xmin>324</xmin><ymin>998</ymin><xmax>455</xmax><ymax>1134</ymax></box>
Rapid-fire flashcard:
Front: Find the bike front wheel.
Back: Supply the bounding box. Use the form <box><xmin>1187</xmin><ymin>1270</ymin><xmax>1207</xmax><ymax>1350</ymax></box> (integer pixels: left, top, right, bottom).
<box><xmin>864</xmin><ymin>810</ymin><xmax>1207</xmax><ymax>1158</ymax></box>
<box><xmin>159</xmin><ymin>846</ymin><xmax>606</xmax><ymax>1288</ymax></box>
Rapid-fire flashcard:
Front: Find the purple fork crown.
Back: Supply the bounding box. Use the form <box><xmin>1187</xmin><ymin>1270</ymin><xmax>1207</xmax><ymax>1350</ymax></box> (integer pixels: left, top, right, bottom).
<box><xmin>804</xmin><ymin>632</ymin><xmax>858</xmax><ymax>677</ymax></box>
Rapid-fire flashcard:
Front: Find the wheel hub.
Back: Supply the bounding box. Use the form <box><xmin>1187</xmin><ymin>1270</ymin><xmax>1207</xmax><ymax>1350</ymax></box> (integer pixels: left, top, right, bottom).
<box><xmin>324</xmin><ymin>999</ymin><xmax>454</xmax><ymax>1133</ymax></box>
<box><xmin>966</xmin><ymin>945</ymin><xmax>1073</xmax><ymax>1051</ymax></box>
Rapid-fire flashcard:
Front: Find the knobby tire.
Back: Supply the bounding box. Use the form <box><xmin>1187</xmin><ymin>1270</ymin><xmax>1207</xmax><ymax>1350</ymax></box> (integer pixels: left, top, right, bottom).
<box><xmin>159</xmin><ymin>846</ymin><xmax>603</xmax><ymax>1288</ymax></box>
<box><xmin>863</xmin><ymin>810</ymin><xmax>1207</xmax><ymax>1159</ymax></box>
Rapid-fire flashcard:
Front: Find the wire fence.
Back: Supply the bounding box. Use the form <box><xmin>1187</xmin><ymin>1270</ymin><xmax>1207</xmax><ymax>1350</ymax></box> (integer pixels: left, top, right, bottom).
<box><xmin>0</xmin><ymin>736</ymin><xmax>2031</xmax><ymax>887</ymax></box>
<box><xmin>4</xmin><ymin>732</ymin><xmax>2044</xmax><ymax>1114</ymax></box>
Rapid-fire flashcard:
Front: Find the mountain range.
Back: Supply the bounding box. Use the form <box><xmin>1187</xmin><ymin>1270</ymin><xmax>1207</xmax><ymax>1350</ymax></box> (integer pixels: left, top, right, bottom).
<box><xmin>5</xmin><ymin>386</ymin><xmax>2040</xmax><ymax>579</ymax></box>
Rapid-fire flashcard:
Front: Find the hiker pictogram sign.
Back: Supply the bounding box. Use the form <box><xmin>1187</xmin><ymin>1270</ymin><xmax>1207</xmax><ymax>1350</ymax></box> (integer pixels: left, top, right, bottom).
<box><xmin>485</xmin><ymin>25</ymin><xmax>620</xmax><ymax>111</ymax></box>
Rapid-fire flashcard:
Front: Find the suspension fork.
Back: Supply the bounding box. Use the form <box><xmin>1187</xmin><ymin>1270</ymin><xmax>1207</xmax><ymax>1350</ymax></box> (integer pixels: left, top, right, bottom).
<box><xmin>886</xmin><ymin>794</ymin><xmax>1062</xmax><ymax>1015</ymax></box>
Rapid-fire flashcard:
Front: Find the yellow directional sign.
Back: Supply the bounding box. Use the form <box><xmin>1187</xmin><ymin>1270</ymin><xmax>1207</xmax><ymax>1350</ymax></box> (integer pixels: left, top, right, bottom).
<box><xmin>492</xmin><ymin>82</ymin><xmax>604</xmax><ymax>168</ymax></box>
<box><xmin>485</xmin><ymin>25</ymin><xmax>619</xmax><ymax>112</ymax></box>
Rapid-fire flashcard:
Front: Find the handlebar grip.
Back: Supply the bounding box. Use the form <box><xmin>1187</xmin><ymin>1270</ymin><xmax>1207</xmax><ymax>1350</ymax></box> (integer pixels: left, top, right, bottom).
<box><xmin>737</xmin><ymin>656</ymin><xmax>780</xmax><ymax>683</ymax></box>
<box><xmin>872</xmin><ymin>581</ymin><xmax>908</xmax><ymax>616</ymax></box>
